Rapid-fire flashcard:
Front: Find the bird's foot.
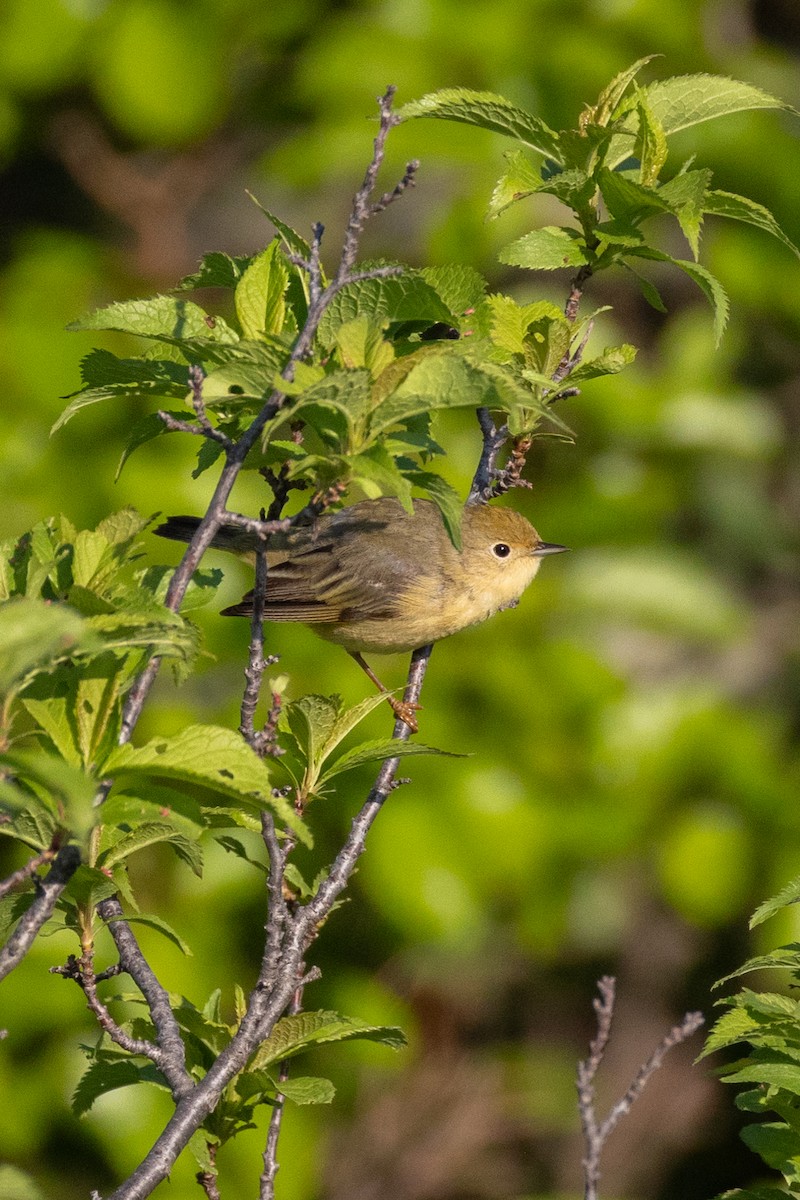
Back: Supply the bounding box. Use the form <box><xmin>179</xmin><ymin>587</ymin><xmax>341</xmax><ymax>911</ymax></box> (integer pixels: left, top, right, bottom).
<box><xmin>388</xmin><ymin>696</ymin><xmax>422</xmax><ymax>733</ymax></box>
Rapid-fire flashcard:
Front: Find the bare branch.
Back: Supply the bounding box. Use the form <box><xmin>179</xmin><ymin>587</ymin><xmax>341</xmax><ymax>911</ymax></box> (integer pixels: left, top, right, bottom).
<box><xmin>467</xmin><ymin>408</ymin><xmax>509</xmax><ymax>504</ymax></box>
<box><xmin>97</xmin><ymin>897</ymin><xmax>193</xmax><ymax>1100</ymax></box>
<box><xmin>0</xmin><ymin>843</ymin><xmax>58</xmax><ymax>901</ymax></box>
<box><xmin>74</xmin><ymin>952</ymin><xmax>167</xmax><ymax>1063</ymax></box>
<box><xmin>577</xmin><ymin>976</ymin><xmax>704</xmax><ymax>1200</ymax></box>
<box><xmin>0</xmin><ymin>845</ymin><xmax>80</xmax><ymax>982</ymax></box>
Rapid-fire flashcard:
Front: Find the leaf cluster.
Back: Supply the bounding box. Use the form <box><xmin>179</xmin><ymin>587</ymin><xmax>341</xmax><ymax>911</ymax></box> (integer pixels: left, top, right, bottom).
<box><xmin>400</xmin><ymin>61</ymin><xmax>798</xmax><ymax>345</ymax></box>
<box><xmin>703</xmin><ymin>876</ymin><xmax>800</xmax><ymax>1197</ymax></box>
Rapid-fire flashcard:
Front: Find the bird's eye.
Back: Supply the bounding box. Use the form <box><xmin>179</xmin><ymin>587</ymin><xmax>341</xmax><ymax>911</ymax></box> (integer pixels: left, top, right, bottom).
<box><xmin>492</xmin><ymin>543</ymin><xmax>511</xmax><ymax>559</ymax></box>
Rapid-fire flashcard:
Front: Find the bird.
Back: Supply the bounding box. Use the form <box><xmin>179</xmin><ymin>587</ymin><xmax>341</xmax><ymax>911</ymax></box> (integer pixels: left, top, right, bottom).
<box><xmin>155</xmin><ymin>497</ymin><xmax>566</xmax><ymax>729</ymax></box>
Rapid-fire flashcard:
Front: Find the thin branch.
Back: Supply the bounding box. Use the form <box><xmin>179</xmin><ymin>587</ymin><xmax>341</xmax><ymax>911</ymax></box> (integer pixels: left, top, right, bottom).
<box><xmin>467</xmin><ymin>408</ymin><xmax>509</xmax><ymax>504</ymax></box>
<box><xmin>0</xmin><ymin>843</ymin><xmax>59</xmax><ymax>901</ymax></box>
<box><xmin>119</xmin><ymin>87</ymin><xmax>410</xmax><ymax>746</ymax></box>
<box><xmin>102</xmin><ymin>646</ymin><xmax>433</xmax><ymax>1200</ymax></box>
<box><xmin>0</xmin><ymin>845</ymin><xmax>81</xmax><ymax>982</ymax></box>
<box><xmin>74</xmin><ymin>951</ymin><xmax>168</xmax><ymax>1064</ymax></box>
<box><xmin>97</xmin><ymin>897</ymin><xmax>193</xmax><ymax>1100</ymax></box>
<box><xmin>239</xmin><ymin>546</ymin><xmax>272</xmax><ymax>753</ymax></box>
<box><xmin>260</xmin><ymin>984</ymin><xmax>305</xmax><ymax>1200</ymax></box>
<box><xmin>576</xmin><ymin>976</ymin><xmax>704</xmax><ymax>1200</ymax></box>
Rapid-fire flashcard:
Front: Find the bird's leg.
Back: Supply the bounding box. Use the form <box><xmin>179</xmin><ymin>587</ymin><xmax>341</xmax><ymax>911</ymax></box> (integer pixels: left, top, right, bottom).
<box><xmin>348</xmin><ymin>651</ymin><xmax>421</xmax><ymax>733</ymax></box>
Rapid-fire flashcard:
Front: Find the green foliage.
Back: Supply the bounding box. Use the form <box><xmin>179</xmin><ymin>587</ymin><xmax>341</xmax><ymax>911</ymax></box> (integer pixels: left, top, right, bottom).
<box><xmin>704</xmin><ymin>880</ymin><xmax>800</xmax><ymax>1196</ymax></box>
<box><xmin>1</xmin><ymin>49</ymin><xmax>798</xmax><ymax>1198</ymax></box>
<box><xmin>401</xmin><ymin>68</ymin><xmax>797</xmax><ymax>345</ymax></box>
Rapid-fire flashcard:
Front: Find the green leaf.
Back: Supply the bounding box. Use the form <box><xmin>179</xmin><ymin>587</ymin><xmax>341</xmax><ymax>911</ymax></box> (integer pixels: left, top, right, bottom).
<box><xmin>234</xmin><ymin>241</ymin><xmax>289</xmax><ymax>340</ymax></box>
<box><xmin>597</xmin><ymin>169</ymin><xmax>670</xmax><ymax>222</ymax></box>
<box><xmin>606</xmin><ymin>73</ymin><xmax>794</xmax><ymax>169</ymax></box>
<box><xmin>246</xmin><ymin>193</ymin><xmax>314</xmax><ymax>262</ymax></box>
<box><xmin>627</xmin><ymin>247</ymin><xmax>729</xmax><ymax>344</ymax></box>
<box><xmin>72</xmin><ymin>1059</ymin><xmax>168</xmax><ymax>1117</ymax></box>
<box><xmin>315</xmin><ymin>274</ymin><xmax>452</xmax><ymax>349</ymax></box>
<box><xmin>751</xmin><ymin>876</ymin><xmax>800</xmax><ymax>929</ymax></box>
<box><xmin>53</xmin><ymin>351</ymin><xmax>193</xmax><ymax>434</ymax></box>
<box><xmin>175</xmin><ymin>251</ymin><xmax>252</xmax><ymax>291</ymax></box>
<box><xmin>740</xmin><ymin>1121</ymin><xmax>800</xmax><ymax>1177</ymax></box>
<box><xmin>487</xmin><ymin>150</ymin><xmax>543</xmax><ymax>218</ymax></box>
<box><xmin>274</xmin><ymin>1075</ymin><xmax>336</xmax><ymax>1105</ymax></box>
<box><xmin>703</xmin><ymin>190</ymin><xmax>800</xmax><ymax>259</ymax></box>
<box><xmin>104</xmin><ymin>725</ymin><xmax>310</xmax><ymax>845</ymax></box>
<box><xmin>566</xmin><ymin>344</ymin><xmax>637</xmax><ymax>383</ymax></box>
<box><xmin>101</xmin><ymin>912</ymin><xmax>193</xmax><ymax>955</ymax></box>
<box><xmin>623</xmin><ymin>264</ymin><xmax>668</xmax><ymax>313</ymax></box>
<box><xmin>0</xmin><ymin>598</ymin><xmax>88</xmax><ymax>695</ymax></box>
<box><xmin>592</xmin><ymin>56</ymin><xmax>661</xmax><ymax>125</ymax></box>
<box><xmin>98</xmin><ymin>821</ymin><xmax>202</xmax><ymax>876</ymax></box>
<box><xmin>722</xmin><ymin>1059</ymin><xmax>800</xmax><ymax>1096</ymax></box>
<box><xmin>68</xmin><ymin>296</ymin><xmax>238</xmax><ymax>344</ymax></box>
<box><xmin>418</xmin><ymin>264</ymin><xmax>487</xmax><ymax>314</ymax></box>
<box><xmin>659</xmin><ymin>169</ymin><xmax>713</xmax><ymax>259</ymax></box>
<box><xmin>0</xmin><ymin>749</ymin><xmax>96</xmax><ymax>830</ymax></box>
<box><xmin>404</xmin><ymin>470</ymin><xmax>464</xmax><ymax>549</ymax></box>
<box><xmin>715</xmin><ymin>945</ymin><xmax>800</xmax><ymax>986</ymax></box>
<box><xmin>398</xmin><ymin>88</ymin><xmax>561</xmax><ymax>160</ymax></box>
<box><xmin>634</xmin><ymin>87</ymin><xmax>668</xmax><ymax>186</ymax></box>
<box><xmin>369</xmin><ymin>348</ymin><xmax>534</xmax><ymax>437</ymax></box>
<box><xmin>644</xmin><ymin>73</ymin><xmax>794</xmax><ymax>134</ymax></box>
<box><xmin>250</xmin><ymin>1010</ymin><xmax>406</xmax><ymax>1071</ymax></box>
<box><xmin>499</xmin><ymin>226</ymin><xmax>590</xmax><ymax>271</ymax></box>
<box><xmin>319</xmin><ymin>738</ymin><xmax>463</xmax><ymax>786</ymax></box>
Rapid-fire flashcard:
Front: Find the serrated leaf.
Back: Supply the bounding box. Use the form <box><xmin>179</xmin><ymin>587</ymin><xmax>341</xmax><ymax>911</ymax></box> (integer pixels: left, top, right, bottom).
<box><xmin>740</xmin><ymin>1120</ymin><xmax>800</xmax><ymax>1175</ymax></box>
<box><xmin>316</xmin><ymin>274</ymin><xmax>451</xmax><ymax>349</ymax></box>
<box><xmin>566</xmin><ymin>344</ymin><xmax>637</xmax><ymax>383</ymax></box>
<box><xmin>102</xmin><ymin>912</ymin><xmax>193</xmax><ymax>955</ymax></box>
<box><xmin>597</xmin><ymin>169</ymin><xmax>671</xmax><ymax>222</ymax></box>
<box><xmin>319</xmin><ymin>738</ymin><xmax>463</xmax><ymax>786</ymax></box>
<box><xmin>98</xmin><ymin>821</ymin><xmax>201</xmax><ymax>875</ymax></box>
<box><xmin>634</xmin><ymin>87</ymin><xmax>668</xmax><ymax>186</ymax></box>
<box><xmin>175</xmin><ymin>251</ymin><xmax>252</xmax><ymax>291</ymax></box>
<box><xmin>404</xmin><ymin>470</ymin><xmax>464</xmax><ymax>549</ymax></box>
<box><xmin>250</xmin><ymin>1011</ymin><xmax>406</xmax><ymax>1071</ymax></box>
<box><xmin>398</xmin><ymin>89</ymin><xmax>561</xmax><ymax>161</ymax></box>
<box><xmin>715</xmin><ymin>945</ymin><xmax>800</xmax><ymax>987</ymax></box>
<box><xmin>627</xmin><ymin>247</ymin><xmax>729</xmax><ymax>344</ymax></box>
<box><xmin>104</xmin><ymin>725</ymin><xmax>310</xmax><ymax>845</ymax></box>
<box><xmin>246</xmin><ymin>193</ymin><xmax>314</xmax><ymax>263</ymax></box>
<box><xmin>499</xmin><ymin>226</ymin><xmax>590</xmax><ymax>271</ymax></box>
<box><xmin>72</xmin><ymin>1059</ymin><xmax>168</xmax><ymax>1116</ymax></box>
<box><xmin>704</xmin><ymin>190</ymin><xmax>800</xmax><ymax>259</ymax></box>
<box><xmin>0</xmin><ymin>748</ymin><xmax>96</xmax><ymax>830</ymax></box>
<box><xmin>369</xmin><ymin>348</ymin><xmax>532</xmax><ymax>436</ymax></box>
<box><xmin>418</xmin><ymin>264</ymin><xmax>487</xmax><ymax>314</ymax></box>
<box><xmin>234</xmin><ymin>241</ymin><xmax>290</xmax><ymax>340</ymax></box>
<box><xmin>68</xmin><ymin>296</ymin><xmax>238</xmax><ymax>343</ymax></box>
<box><xmin>275</xmin><ymin>1075</ymin><xmax>336</xmax><ymax>1105</ymax></box>
<box><xmin>606</xmin><ymin>73</ymin><xmax>794</xmax><ymax>169</ymax></box>
<box><xmin>0</xmin><ymin>598</ymin><xmax>88</xmax><ymax>694</ymax></box>
<box><xmin>751</xmin><ymin>876</ymin><xmax>800</xmax><ymax>929</ymax></box>
<box><xmin>593</xmin><ymin>56</ymin><xmax>661</xmax><ymax>125</ymax></box>
<box><xmin>488</xmin><ymin>149</ymin><xmax>542</xmax><ymax>218</ymax></box>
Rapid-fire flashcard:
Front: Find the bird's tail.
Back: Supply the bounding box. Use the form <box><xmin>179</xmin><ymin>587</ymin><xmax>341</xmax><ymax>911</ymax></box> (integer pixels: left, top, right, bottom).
<box><xmin>154</xmin><ymin>516</ymin><xmax>259</xmax><ymax>556</ymax></box>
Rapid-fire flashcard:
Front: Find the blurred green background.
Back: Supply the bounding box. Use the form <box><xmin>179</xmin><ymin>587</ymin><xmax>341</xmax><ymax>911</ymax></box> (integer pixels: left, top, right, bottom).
<box><xmin>1</xmin><ymin>0</ymin><xmax>799</xmax><ymax>1197</ymax></box>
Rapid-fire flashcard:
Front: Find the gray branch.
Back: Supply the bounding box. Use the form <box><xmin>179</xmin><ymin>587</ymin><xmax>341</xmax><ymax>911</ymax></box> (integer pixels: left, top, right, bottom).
<box><xmin>0</xmin><ymin>845</ymin><xmax>80</xmax><ymax>982</ymax></box>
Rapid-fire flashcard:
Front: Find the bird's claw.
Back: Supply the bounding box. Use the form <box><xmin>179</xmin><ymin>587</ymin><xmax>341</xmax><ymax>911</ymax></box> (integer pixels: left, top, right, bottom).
<box><xmin>389</xmin><ymin>697</ymin><xmax>422</xmax><ymax>733</ymax></box>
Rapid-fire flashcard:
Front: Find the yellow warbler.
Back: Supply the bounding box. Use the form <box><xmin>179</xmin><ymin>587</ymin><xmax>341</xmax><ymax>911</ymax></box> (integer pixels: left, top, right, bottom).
<box><xmin>156</xmin><ymin>498</ymin><xmax>566</xmax><ymax>727</ymax></box>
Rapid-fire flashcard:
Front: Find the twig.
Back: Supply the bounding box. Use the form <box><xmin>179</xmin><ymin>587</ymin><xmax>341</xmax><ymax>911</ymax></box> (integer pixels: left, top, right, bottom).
<box><xmin>467</xmin><ymin>409</ymin><xmax>509</xmax><ymax>503</ymax></box>
<box><xmin>260</xmin><ymin>984</ymin><xmax>306</xmax><ymax>1200</ymax></box>
<box><xmin>119</xmin><ymin>87</ymin><xmax>413</xmax><ymax>746</ymax></box>
<box><xmin>73</xmin><ymin>951</ymin><xmax>169</xmax><ymax>1065</ymax></box>
<box><xmin>576</xmin><ymin>976</ymin><xmax>704</xmax><ymax>1200</ymax></box>
<box><xmin>239</xmin><ymin>546</ymin><xmax>272</xmax><ymax>754</ymax></box>
<box><xmin>0</xmin><ymin>842</ymin><xmax>59</xmax><ymax>901</ymax></box>
<box><xmin>0</xmin><ymin>845</ymin><xmax>81</xmax><ymax>982</ymax></box>
<box><xmin>96</xmin><ymin>897</ymin><xmax>193</xmax><ymax>1101</ymax></box>
<box><xmin>101</xmin><ymin>646</ymin><xmax>432</xmax><ymax>1200</ymax></box>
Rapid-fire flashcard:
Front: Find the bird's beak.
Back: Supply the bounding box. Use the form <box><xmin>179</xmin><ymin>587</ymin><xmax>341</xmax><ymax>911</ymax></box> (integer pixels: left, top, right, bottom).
<box><xmin>532</xmin><ymin>542</ymin><xmax>569</xmax><ymax>557</ymax></box>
